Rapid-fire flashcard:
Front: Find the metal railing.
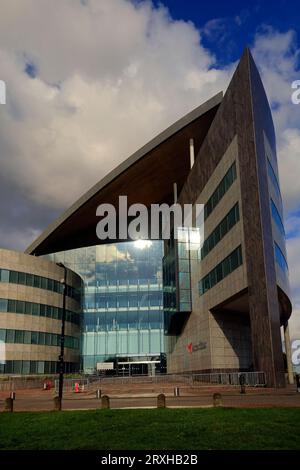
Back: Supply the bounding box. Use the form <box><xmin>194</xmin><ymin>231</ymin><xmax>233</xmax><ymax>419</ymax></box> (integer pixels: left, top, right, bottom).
<box><xmin>55</xmin><ymin>371</ymin><xmax>265</xmax><ymax>389</ymax></box>
<box><xmin>191</xmin><ymin>371</ymin><xmax>266</xmax><ymax>387</ymax></box>
<box><xmin>3</xmin><ymin>371</ymin><xmax>266</xmax><ymax>393</ymax></box>
<box><xmin>54</xmin><ymin>378</ymin><xmax>89</xmax><ymax>393</ymax></box>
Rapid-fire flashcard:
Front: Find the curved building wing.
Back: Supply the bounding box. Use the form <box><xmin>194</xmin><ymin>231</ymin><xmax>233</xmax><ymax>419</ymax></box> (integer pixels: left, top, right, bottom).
<box><xmin>24</xmin><ymin>49</ymin><xmax>293</xmax><ymax>387</ymax></box>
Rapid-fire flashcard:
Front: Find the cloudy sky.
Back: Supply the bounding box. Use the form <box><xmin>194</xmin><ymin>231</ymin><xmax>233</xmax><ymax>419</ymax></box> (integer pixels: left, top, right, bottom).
<box><xmin>0</xmin><ymin>0</ymin><xmax>299</xmax><ymax>338</ymax></box>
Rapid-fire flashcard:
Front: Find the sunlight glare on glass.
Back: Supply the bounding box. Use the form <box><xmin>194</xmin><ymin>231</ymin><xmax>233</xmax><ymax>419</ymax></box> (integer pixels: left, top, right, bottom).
<box><xmin>134</xmin><ymin>239</ymin><xmax>152</xmax><ymax>249</ymax></box>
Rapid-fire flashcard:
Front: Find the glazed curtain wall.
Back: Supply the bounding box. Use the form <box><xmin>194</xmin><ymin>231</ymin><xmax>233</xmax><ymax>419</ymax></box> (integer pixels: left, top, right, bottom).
<box><xmin>47</xmin><ymin>241</ymin><xmax>164</xmax><ymax>372</ymax></box>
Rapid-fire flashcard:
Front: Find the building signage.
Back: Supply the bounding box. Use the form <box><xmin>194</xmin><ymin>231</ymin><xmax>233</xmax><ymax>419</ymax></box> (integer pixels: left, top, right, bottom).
<box><xmin>187</xmin><ymin>341</ymin><xmax>207</xmax><ymax>354</ymax></box>
<box><xmin>96</xmin><ymin>362</ymin><xmax>114</xmax><ymax>370</ymax></box>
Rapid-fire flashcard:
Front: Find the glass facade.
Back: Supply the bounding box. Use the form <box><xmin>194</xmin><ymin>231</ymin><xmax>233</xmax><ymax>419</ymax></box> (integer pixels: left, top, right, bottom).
<box><xmin>199</xmin><ymin>245</ymin><xmax>243</xmax><ymax>295</ymax></box>
<box><xmin>47</xmin><ymin>241</ymin><xmax>165</xmax><ymax>374</ymax></box>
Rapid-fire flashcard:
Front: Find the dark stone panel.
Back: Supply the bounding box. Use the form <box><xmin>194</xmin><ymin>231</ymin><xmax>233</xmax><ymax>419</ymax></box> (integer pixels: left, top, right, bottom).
<box><xmin>246</xmin><ymin>53</ymin><xmax>285</xmax><ymax>387</ymax></box>
<box><xmin>178</xmin><ymin>49</ymin><xmax>288</xmax><ymax>387</ymax></box>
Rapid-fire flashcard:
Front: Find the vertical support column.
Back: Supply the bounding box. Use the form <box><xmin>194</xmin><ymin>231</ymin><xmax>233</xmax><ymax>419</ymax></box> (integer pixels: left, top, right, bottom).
<box><xmin>173</xmin><ymin>182</ymin><xmax>178</xmax><ymax>204</ymax></box>
<box><xmin>284</xmin><ymin>321</ymin><xmax>294</xmax><ymax>384</ymax></box>
<box><xmin>189</xmin><ymin>138</ymin><xmax>195</xmax><ymax>169</ymax></box>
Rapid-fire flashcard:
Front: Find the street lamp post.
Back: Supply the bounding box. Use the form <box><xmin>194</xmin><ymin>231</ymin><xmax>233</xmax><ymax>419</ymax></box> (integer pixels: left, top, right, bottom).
<box><xmin>57</xmin><ymin>262</ymin><xmax>67</xmax><ymax>410</ymax></box>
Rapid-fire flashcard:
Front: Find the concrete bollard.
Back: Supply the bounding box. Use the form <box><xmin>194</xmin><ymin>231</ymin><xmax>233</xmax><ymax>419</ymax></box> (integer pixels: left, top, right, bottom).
<box><xmin>4</xmin><ymin>397</ymin><xmax>14</xmax><ymax>412</ymax></box>
<box><xmin>53</xmin><ymin>396</ymin><xmax>62</xmax><ymax>411</ymax></box>
<box><xmin>174</xmin><ymin>387</ymin><xmax>180</xmax><ymax>397</ymax></box>
<box><xmin>213</xmin><ymin>392</ymin><xmax>222</xmax><ymax>407</ymax></box>
<box><xmin>239</xmin><ymin>373</ymin><xmax>246</xmax><ymax>394</ymax></box>
<box><xmin>101</xmin><ymin>395</ymin><xmax>110</xmax><ymax>409</ymax></box>
<box><xmin>157</xmin><ymin>393</ymin><xmax>166</xmax><ymax>408</ymax></box>
<box><xmin>96</xmin><ymin>389</ymin><xmax>102</xmax><ymax>399</ymax></box>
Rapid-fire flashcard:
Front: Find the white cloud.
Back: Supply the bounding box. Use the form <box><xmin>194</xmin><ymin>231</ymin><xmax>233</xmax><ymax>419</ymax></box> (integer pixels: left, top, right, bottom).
<box><xmin>0</xmin><ymin>0</ymin><xmax>234</xmax><ymax>209</ymax></box>
<box><xmin>252</xmin><ymin>28</ymin><xmax>300</xmax><ymax>212</ymax></box>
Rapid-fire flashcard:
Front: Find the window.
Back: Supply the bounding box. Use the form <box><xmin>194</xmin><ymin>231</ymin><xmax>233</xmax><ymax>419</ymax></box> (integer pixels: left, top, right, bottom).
<box><xmin>16</xmin><ymin>300</ymin><xmax>25</xmax><ymax>314</ymax></box>
<box><xmin>0</xmin><ymin>269</ymin><xmax>9</xmax><ymax>283</ymax></box>
<box><xmin>39</xmin><ymin>332</ymin><xmax>45</xmax><ymax>345</ymax></box>
<box><xmin>32</xmin><ymin>303</ymin><xmax>40</xmax><ymax>316</ymax></box>
<box><xmin>0</xmin><ymin>269</ymin><xmax>82</xmax><ymax>303</ymax></box>
<box><xmin>201</xmin><ymin>203</ymin><xmax>240</xmax><ymax>259</ymax></box>
<box><xmin>45</xmin><ymin>334</ymin><xmax>52</xmax><ymax>346</ymax></box>
<box><xmin>8</xmin><ymin>299</ymin><xmax>16</xmax><ymax>312</ymax></box>
<box><xmin>274</xmin><ymin>242</ymin><xmax>289</xmax><ymax>275</ymax></box>
<box><xmin>41</xmin><ymin>277</ymin><xmax>48</xmax><ymax>290</ymax></box>
<box><xmin>267</xmin><ymin>158</ymin><xmax>282</xmax><ymax>203</ymax></box>
<box><xmin>9</xmin><ymin>271</ymin><xmax>18</xmax><ymax>283</ymax></box>
<box><xmin>18</xmin><ymin>272</ymin><xmax>26</xmax><ymax>285</ymax></box>
<box><xmin>15</xmin><ymin>330</ymin><xmax>24</xmax><ymax>343</ymax></box>
<box><xmin>23</xmin><ymin>331</ymin><xmax>31</xmax><ymax>344</ymax></box>
<box><xmin>6</xmin><ymin>329</ymin><xmax>15</xmax><ymax>343</ymax></box>
<box><xmin>271</xmin><ymin>199</ymin><xmax>285</xmax><ymax>237</ymax></box>
<box><xmin>0</xmin><ymin>328</ymin><xmax>78</xmax><ymax>349</ymax></box>
<box><xmin>0</xmin><ymin>298</ymin><xmax>8</xmax><ymax>312</ymax></box>
<box><xmin>33</xmin><ymin>275</ymin><xmax>41</xmax><ymax>289</ymax></box>
<box><xmin>25</xmin><ymin>273</ymin><xmax>34</xmax><ymax>287</ymax></box>
<box><xmin>199</xmin><ymin>245</ymin><xmax>243</xmax><ymax>295</ymax></box>
<box><xmin>204</xmin><ymin>162</ymin><xmax>237</xmax><ymax>220</ymax></box>
<box><xmin>31</xmin><ymin>331</ymin><xmax>39</xmax><ymax>345</ymax></box>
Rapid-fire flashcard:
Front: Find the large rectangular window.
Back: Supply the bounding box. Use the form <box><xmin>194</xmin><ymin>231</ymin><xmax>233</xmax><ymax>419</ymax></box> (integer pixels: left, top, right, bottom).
<box><xmin>199</xmin><ymin>245</ymin><xmax>243</xmax><ymax>295</ymax></box>
<box><xmin>0</xmin><ymin>268</ymin><xmax>82</xmax><ymax>303</ymax></box>
<box><xmin>271</xmin><ymin>199</ymin><xmax>285</xmax><ymax>237</ymax></box>
<box><xmin>274</xmin><ymin>242</ymin><xmax>289</xmax><ymax>275</ymax></box>
<box><xmin>201</xmin><ymin>203</ymin><xmax>240</xmax><ymax>259</ymax></box>
<box><xmin>1</xmin><ymin>360</ymin><xmax>78</xmax><ymax>374</ymax></box>
<box><xmin>204</xmin><ymin>162</ymin><xmax>237</xmax><ymax>220</ymax></box>
<box><xmin>0</xmin><ymin>327</ymin><xmax>78</xmax><ymax>349</ymax></box>
<box><xmin>0</xmin><ymin>297</ymin><xmax>80</xmax><ymax>326</ymax></box>
<box><xmin>267</xmin><ymin>158</ymin><xmax>282</xmax><ymax>203</ymax></box>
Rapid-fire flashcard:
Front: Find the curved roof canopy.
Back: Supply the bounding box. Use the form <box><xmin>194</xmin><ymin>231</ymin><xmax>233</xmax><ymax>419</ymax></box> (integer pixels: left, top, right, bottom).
<box><xmin>26</xmin><ymin>92</ymin><xmax>222</xmax><ymax>255</ymax></box>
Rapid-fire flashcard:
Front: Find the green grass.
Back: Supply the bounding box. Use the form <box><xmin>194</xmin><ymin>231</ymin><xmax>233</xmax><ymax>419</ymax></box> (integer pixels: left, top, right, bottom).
<box><xmin>0</xmin><ymin>408</ymin><xmax>300</xmax><ymax>450</ymax></box>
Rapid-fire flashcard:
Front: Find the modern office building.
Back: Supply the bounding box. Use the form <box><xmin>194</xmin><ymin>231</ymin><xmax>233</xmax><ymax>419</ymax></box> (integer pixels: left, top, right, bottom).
<box><xmin>0</xmin><ymin>48</ymin><xmax>287</xmax><ymax>387</ymax></box>
<box><xmin>0</xmin><ymin>249</ymin><xmax>82</xmax><ymax>374</ymax></box>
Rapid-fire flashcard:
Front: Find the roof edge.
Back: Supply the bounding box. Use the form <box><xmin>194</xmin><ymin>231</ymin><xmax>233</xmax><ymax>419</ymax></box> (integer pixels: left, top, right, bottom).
<box><xmin>26</xmin><ymin>91</ymin><xmax>223</xmax><ymax>255</ymax></box>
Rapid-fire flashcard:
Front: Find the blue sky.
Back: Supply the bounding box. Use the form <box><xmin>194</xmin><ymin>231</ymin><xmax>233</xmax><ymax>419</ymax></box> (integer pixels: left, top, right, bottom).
<box><xmin>0</xmin><ymin>0</ymin><xmax>299</xmax><ymax>340</ymax></box>
<box><xmin>154</xmin><ymin>0</ymin><xmax>300</xmax><ymax>65</ymax></box>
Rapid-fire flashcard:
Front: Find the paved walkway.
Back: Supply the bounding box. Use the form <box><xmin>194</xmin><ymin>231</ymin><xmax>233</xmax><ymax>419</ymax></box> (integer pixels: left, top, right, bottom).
<box><xmin>1</xmin><ymin>385</ymin><xmax>300</xmax><ymax>411</ymax></box>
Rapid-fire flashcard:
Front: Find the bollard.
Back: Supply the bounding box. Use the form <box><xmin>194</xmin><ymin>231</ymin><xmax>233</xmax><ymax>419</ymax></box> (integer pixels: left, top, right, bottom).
<box><xmin>157</xmin><ymin>393</ymin><xmax>166</xmax><ymax>408</ymax></box>
<box><xmin>239</xmin><ymin>373</ymin><xmax>246</xmax><ymax>394</ymax></box>
<box><xmin>174</xmin><ymin>387</ymin><xmax>180</xmax><ymax>397</ymax></box>
<box><xmin>96</xmin><ymin>389</ymin><xmax>102</xmax><ymax>399</ymax></box>
<box><xmin>10</xmin><ymin>391</ymin><xmax>16</xmax><ymax>400</ymax></box>
<box><xmin>101</xmin><ymin>395</ymin><xmax>110</xmax><ymax>409</ymax></box>
<box><xmin>4</xmin><ymin>397</ymin><xmax>13</xmax><ymax>412</ymax></box>
<box><xmin>213</xmin><ymin>392</ymin><xmax>222</xmax><ymax>407</ymax></box>
<box><xmin>53</xmin><ymin>396</ymin><xmax>62</xmax><ymax>411</ymax></box>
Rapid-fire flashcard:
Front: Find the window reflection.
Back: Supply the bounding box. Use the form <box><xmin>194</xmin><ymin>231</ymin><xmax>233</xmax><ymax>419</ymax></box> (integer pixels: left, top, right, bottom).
<box><xmin>49</xmin><ymin>241</ymin><xmax>164</xmax><ymax>372</ymax></box>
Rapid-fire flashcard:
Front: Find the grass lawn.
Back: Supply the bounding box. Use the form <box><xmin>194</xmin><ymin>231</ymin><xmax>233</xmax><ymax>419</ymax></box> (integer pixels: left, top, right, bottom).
<box><xmin>0</xmin><ymin>408</ymin><xmax>300</xmax><ymax>450</ymax></box>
